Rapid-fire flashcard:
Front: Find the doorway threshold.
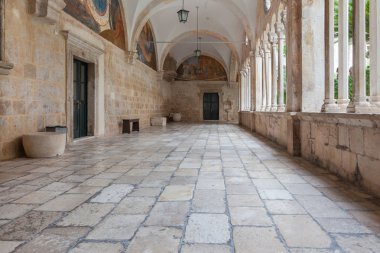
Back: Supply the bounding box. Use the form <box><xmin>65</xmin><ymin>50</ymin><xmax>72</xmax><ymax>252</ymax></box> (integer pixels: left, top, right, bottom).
<box><xmin>72</xmin><ymin>136</ymin><xmax>96</xmax><ymax>143</ymax></box>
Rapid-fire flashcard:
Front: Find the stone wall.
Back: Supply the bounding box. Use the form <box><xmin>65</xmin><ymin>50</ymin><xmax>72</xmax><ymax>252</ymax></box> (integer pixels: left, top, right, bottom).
<box><xmin>171</xmin><ymin>81</ymin><xmax>239</xmax><ymax>123</ymax></box>
<box><xmin>239</xmin><ymin>112</ymin><xmax>380</xmax><ymax>197</ymax></box>
<box><xmin>0</xmin><ymin>0</ymin><xmax>170</xmax><ymax>160</ymax></box>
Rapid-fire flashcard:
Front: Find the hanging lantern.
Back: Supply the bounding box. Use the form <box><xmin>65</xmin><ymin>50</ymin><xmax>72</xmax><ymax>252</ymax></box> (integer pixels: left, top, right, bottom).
<box><xmin>177</xmin><ymin>0</ymin><xmax>189</xmax><ymax>23</ymax></box>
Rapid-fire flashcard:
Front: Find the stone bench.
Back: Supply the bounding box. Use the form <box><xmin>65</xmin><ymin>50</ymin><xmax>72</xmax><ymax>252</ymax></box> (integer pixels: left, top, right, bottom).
<box><xmin>151</xmin><ymin>117</ymin><xmax>167</xmax><ymax>126</ymax></box>
<box><xmin>22</xmin><ymin>132</ymin><xmax>66</xmax><ymax>158</ymax></box>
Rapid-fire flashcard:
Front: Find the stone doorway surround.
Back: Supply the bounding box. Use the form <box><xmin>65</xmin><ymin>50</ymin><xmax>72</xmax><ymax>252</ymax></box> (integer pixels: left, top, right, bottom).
<box><xmin>61</xmin><ymin>31</ymin><xmax>105</xmax><ymax>142</ymax></box>
<box><xmin>198</xmin><ymin>83</ymin><xmax>224</xmax><ymax>122</ymax></box>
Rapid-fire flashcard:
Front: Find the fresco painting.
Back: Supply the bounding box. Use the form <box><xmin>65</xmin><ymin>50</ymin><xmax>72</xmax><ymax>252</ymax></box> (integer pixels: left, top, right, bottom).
<box><xmin>137</xmin><ymin>22</ymin><xmax>157</xmax><ymax>70</ymax></box>
<box><xmin>64</xmin><ymin>0</ymin><xmax>126</xmax><ymax>50</ymax></box>
<box><xmin>176</xmin><ymin>56</ymin><xmax>228</xmax><ymax>81</ymax></box>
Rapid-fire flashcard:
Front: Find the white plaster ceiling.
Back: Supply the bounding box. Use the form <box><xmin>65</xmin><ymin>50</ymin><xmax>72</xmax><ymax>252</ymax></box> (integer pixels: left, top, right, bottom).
<box><xmin>122</xmin><ymin>0</ymin><xmax>257</xmax><ymax>72</ymax></box>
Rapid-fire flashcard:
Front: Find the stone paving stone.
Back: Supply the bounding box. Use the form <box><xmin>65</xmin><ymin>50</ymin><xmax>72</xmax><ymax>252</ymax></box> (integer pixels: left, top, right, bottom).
<box><xmin>145</xmin><ymin>201</ymin><xmax>190</xmax><ymax>227</ymax></box>
<box><xmin>67</xmin><ymin>186</ymin><xmax>102</xmax><ymax>195</ymax></box>
<box><xmin>196</xmin><ymin>179</ymin><xmax>225</xmax><ymax>190</ymax></box>
<box><xmin>127</xmin><ymin>226</ymin><xmax>182</xmax><ymax>253</ymax></box>
<box><xmin>315</xmin><ymin>218</ymin><xmax>371</xmax><ymax>233</ymax></box>
<box><xmin>57</xmin><ymin>203</ymin><xmax>114</xmax><ymax>226</ymax></box>
<box><xmin>230</xmin><ymin>207</ymin><xmax>273</xmax><ymax>226</ymax></box>
<box><xmin>60</xmin><ymin>174</ymin><xmax>93</xmax><ymax>183</ymax></box>
<box><xmin>233</xmin><ymin>226</ymin><xmax>287</xmax><ymax>253</ymax></box>
<box><xmin>192</xmin><ymin>189</ymin><xmax>226</xmax><ymax>213</ymax></box>
<box><xmin>265</xmin><ymin>200</ymin><xmax>307</xmax><ymax>214</ymax></box>
<box><xmin>181</xmin><ymin>244</ymin><xmax>231</xmax><ymax>253</ymax></box>
<box><xmin>113</xmin><ymin>197</ymin><xmax>155</xmax><ymax>214</ymax></box>
<box><xmin>29</xmin><ymin>166</ymin><xmax>62</xmax><ymax>173</ymax></box>
<box><xmin>0</xmin><ymin>211</ymin><xmax>64</xmax><ymax>240</ymax></box>
<box><xmin>14</xmin><ymin>227</ymin><xmax>90</xmax><ymax>253</ymax></box>
<box><xmin>276</xmin><ymin>174</ymin><xmax>307</xmax><ymax>184</ymax></box>
<box><xmin>40</xmin><ymin>182</ymin><xmax>77</xmax><ymax>192</ymax></box>
<box><xmin>290</xmin><ymin>249</ymin><xmax>341</xmax><ymax>253</ymax></box>
<box><xmin>170</xmin><ymin>176</ymin><xmax>198</xmax><ymax>184</ymax></box>
<box><xmin>36</xmin><ymin>194</ymin><xmax>91</xmax><ymax>212</ymax></box>
<box><xmin>185</xmin><ymin>213</ymin><xmax>230</xmax><ymax>244</ymax></box>
<box><xmin>175</xmin><ymin>169</ymin><xmax>198</xmax><ymax>177</ymax></box>
<box><xmin>0</xmin><ymin>220</ymin><xmax>10</xmax><ymax>226</ymax></box>
<box><xmin>258</xmin><ymin>189</ymin><xmax>294</xmax><ymax>200</ymax></box>
<box><xmin>87</xmin><ymin>214</ymin><xmax>146</xmax><ymax>240</ymax></box>
<box><xmin>126</xmin><ymin>169</ymin><xmax>152</xmax><ymax>176</ymax></box>
<box><xmin>227</xmin><ymin>194</ymin><xmax>263</xmax><ymax>207</ymax></box>
<box><xmin>284</xmin><ymin>183</ymin><xmax>322</xmax><ymax>195</ymax></box>
<box><xmin>69</xmin><ymin>242</ymin><xmax>124</xmax><ymax>253</ymax></box>
<box><xmin>296</xmin><ymin>195</ymin><xmax>351</xmax><ymax>218</ymax></box>
<box><xmin>2</xmin><ymin>203</ymin><xmax>33</xmax><ymax>220</ymax></box>
<box><xmin>0</xmin><ymin>185</ymin><xmax>40</xmax><ymax>203</ymax></box>
<box><xmin>93</xmin><ymin>172</ymin><xmax>123</xmax><ymax>179</ymax></box>
<box><xmin>252</xmin><ymin>179</ymin><xmax>285</xmax><ymax>189</ymax></box>
<box><xmin>225</xmin><ymin>177</ymin><xmax>251</xmax><ymax>185</ymax></box>
<box><xmin>90</xmin><ymin>184</ymin><xmax>134</xmax><ymax>203</ymax></box>
<box><xmin>79</xmin><ymin>178</ymin><xmax>113</xmax><ymax>187</ymax></box>
<box><xmin>114</xmin><ymin>175</ymin><xmax>145</xmax><ymax>184</ymax></box>
<box><xmin>13</xmin><ymin>190</ymin><xmax>61</xmax><ymax>204</ymax></box>
<box><xmin>226</xmin><ymin>184</ymin><xmax>257</xmax><ymax>195</ymax></box>
<box><xmin>0</xmin><ymin>241</ymin><xmax>24</xmax><ymax>253</ymax></box>
<box><xmin>159</xmin><ymin>185</ymin><xmax>195</xmax><ymax>201</ymax></box>
<box><xmin>334</xmin><ymin>234</ymin><xmax>380</xmax><ymax>253</ymax></box>
<box><xmin>273</xmin><ymin>215</ymin><xmax>332</xmax><ymax>248</ymax></box>
<box><xmin>129</xmin><ymin>187</ymin><xmax>162</xmax><ymax>197</ymax></box>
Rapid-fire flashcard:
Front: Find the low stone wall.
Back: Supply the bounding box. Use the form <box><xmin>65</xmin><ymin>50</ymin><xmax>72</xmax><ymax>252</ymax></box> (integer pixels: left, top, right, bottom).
<box><xmin>239</xmin><ymin>111</ymin><xmax>380</xmax><ymax>197</ymax></box>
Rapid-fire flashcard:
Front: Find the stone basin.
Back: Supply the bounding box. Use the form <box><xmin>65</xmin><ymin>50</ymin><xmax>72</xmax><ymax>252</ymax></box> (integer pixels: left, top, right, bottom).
<box><xmin>22</xmin><ymin>132</ymin><xmax>66</xmax><ymax>158</ymax></box>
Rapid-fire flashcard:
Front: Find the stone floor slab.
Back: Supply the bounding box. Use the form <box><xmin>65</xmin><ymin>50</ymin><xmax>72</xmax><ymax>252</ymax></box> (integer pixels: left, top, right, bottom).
<box><xmin>90</xmin><ymin>184</ymin><xmax>134</xmax><ymax>203</ymax></box>
<box><xmin>227</xmin><ymin>194</ymin><xmax>263</xmax><ymax>207</ymax></box>
<box><xmin>159</xmin><ymin>185</ymin><xmax>195</xmax><ymax>201</ymax></box>
<box><xmin>145</xmin><ymin>201</ymin><xmax>190</xmax><ymax>227</ymax></box>
<box><xmin>0</xmin><ymin>204</ymin><xmax>35</xmax><ymax>219</ymax></box>
<box><xmin>69</xmin><ymin>242</ymin><xmax>124</xmax><ymax>253</ymax></box>
<box><xmin>113</xmin><ymin>197</ymin><xmax>155</xmax><ymax>214</ymax></box>
<box><xmin>192</xmin><ymin>189</ymin><xmax>226</xmax><ymax>213</ymax></box>
<box><xmin>181</xmin><ymin>244</ymin><xmax>230</xmax><ymax>253</ymax></box>
<box><xmin>184</xmin><ymin>213</ymin><xmax>230</xmax><ymax>244</ymax></box>
<box><xmin>0</xmin><ymin>241</ymin><xmax>24</xmax><ymax>253</ymax></box>
<box><xmin>57</xmin><ymin>203</ymin><xmax>114</xmax><ymax>226</ymax></box>
<box><xmin>127</xmin><ymin>226</ymin><xmax>182</xmax><ymax>253</ymax></box>
<box><xmin>35</xmin><ymin>194</ymin><xmax>91</xmax><ymax>212</ymax></box>
<box><xmin>230</xmin><ymin>207</ymin><xmax>273</xmax><ymax>226</ymax></box>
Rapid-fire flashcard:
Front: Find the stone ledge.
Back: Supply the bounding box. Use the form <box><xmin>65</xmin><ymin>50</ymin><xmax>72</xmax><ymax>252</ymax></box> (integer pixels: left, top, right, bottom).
<box><xmin>297</xmin><ymin>113</ymin><xmax>380</xmax><ymax>128</ymax></box>
<box><xmin>28</xmin><ymin>0</ymin><xmax>66</xmax><ymax>25</ymax></box>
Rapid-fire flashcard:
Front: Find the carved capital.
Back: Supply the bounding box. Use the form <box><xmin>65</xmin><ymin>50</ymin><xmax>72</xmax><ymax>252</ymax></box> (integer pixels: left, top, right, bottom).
<box><xmin>127</xmin><ymin>51</ymin><xmax>138</xmax><ymax>65</ymax></box>
<box><xmin>28</xmin><ymin>0</ymin><xmax>66</xmax><ymax>24</ymax></box>
<box><xmin>269</xmin><ymin>32</ymin><xmax>278</xmax><ymax>45</ymax></box>
<box><xmin>281</xmin><ymin>8</ymin><xmax>288</xmax><ymax>27</ymax></box>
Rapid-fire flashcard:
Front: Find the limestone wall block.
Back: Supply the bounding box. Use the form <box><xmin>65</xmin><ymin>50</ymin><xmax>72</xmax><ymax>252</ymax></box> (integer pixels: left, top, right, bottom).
<box><xmin>363</xmin><ymin>128</ymin><xmax>380</xmax><ymax>160</ymax></box>
<box><xmin>358</xmin><ymin>155</ymin><xmax>380</xmax><ymax>196</ymax></box>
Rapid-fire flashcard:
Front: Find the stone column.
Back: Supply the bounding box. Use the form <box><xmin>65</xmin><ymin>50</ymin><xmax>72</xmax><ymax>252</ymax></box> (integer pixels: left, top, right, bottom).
<box><xmin>322</xmin><ymin>0</ymin><xmax>338</xmax><ymax>112</ymax></box>
<box><xmin>337</xmin><ymin>0</ymin><xmax>350</xmax><ymax>111</ymax></box>
<box><xmin>348</xmin><ymin>0</ymin><xmax>370</xmax><ymax>112</ymax></box>
<box><xmin>286</xmin><ymin>0</ymin><xmax>325</xmax><ymax>112</ymax></box>
<box><xmin>247</xmin><ymin>66</ymin><xmax>252</xmax><ymax>111</ymax></box>
<box><xmin>240</xmin><ymin>71</ymin><xmax>245</xmax><ymax>111</ymax></box>
<box><xmin>276</xmin><ymin>19</ymin><xmax>286</xmax><ymax>112</ymax></box>
<box><xmin>260</xmin><ymin>47</ymin><xmax>267</xmax><ymax>111</ymax></box>
<box><xmin>254</xmin><ymin>50</ymin><xmax>263</xmax><ymax>111</ymax></box>
<box><xmin>270</xmin><ymin>32</ymin><xmax>279</xmax><ymax>112</ymax></box>
<box><xmin>264</xmin><ymin>38</ymin><xmax>272</xmax><ymax>112</ymax></box>
<box><xmin>370</xmin><ymin>0</ymin><xmax>380</xmax><ymax>111</ymax></box>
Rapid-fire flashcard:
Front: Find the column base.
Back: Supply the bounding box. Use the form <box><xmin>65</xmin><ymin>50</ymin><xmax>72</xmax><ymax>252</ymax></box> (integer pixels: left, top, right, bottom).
<box><xmin>270</xmin><ymin>105</ymin><xmax>278</xmax><ymax>112</ymax></box>
<box><xmin>265</xmin><ymin>106</ymin><xmax>271</xmax><ymax>112</ymax></box>
<box><xmin>336</xmin><ymin>99</ymin><xmax>350</xmax><ymax>113</ymax></box>
<box><xmin>347</xmin><ymin>101</ymin><xmax>371</xmax><ymax>113</ymax></box>
<box><xmin>321</xmin><ymin>103</ymin><xmax>340</xmax><ymax>113</ymax></box>
<box><xmin>277</xmin><ymin>106</ymin><xmax>286</xmax><ymax>112</ymax></box>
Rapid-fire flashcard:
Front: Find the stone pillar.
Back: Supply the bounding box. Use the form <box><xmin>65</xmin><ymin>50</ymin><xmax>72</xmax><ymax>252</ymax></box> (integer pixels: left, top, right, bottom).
<box><xmin>370</xmin><ymin>0</ymin><xmax>380</xmax><ymax>111</ymax></box>
<box><xmin>348</xmin><ymin>0</ymin><xmax>370</xmax><ymax>112</ymax></box>
<box><xmin>337</xmin><ymin>0</ymin><xmax>350</xmax><ymax>111</ymax></box>
<box><xmin>254</xmin><ymin>50</ymin><xmax>263</xmax><ymax>111</ymax></box>
<box><xmin>276</xmin><ymin>19</ymin><xmax>286</xmax><ymax>112</ymax></box>
<box><xmin>240</xmin><ymin>71</ymin><xmax>245</xmax><ymax>110</ymax></box>
<box><xmin>247</xmin><ymin>66</ymin><xmax>252</xmax><ymax>111</ymax></box>
<box><xmin>264</xmin><ymin>38</ymin><xmax>272</xmax><ymax>112</ymax></box>
<box><xmin>260</xmin><ymin>47</ymin><xmax>267</xmax><ymax>111</ymax></box>
<box><xmin>286</xmin><ymin>0</ymin><xmax>325</xmax><ymax>112</ymax></box>
<box><xmin>322</xmin><ymin>0</ymin><xmax>338</xmax><ymax>112</ymax></box>
<box><xmin>270</xmin><ymin>32</ymin><xmax>278</xmax><ymax>112</ymax></box>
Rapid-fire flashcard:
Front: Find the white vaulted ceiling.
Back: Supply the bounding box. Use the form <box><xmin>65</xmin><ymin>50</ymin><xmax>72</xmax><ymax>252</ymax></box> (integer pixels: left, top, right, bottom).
<box><xmin>122</xmin><ymin>0</ymin><xmax>257</xmax><ymax>73</ymax></box>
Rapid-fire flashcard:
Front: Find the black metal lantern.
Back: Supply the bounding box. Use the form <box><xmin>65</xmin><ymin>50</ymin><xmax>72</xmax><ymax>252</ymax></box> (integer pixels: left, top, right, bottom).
<box><xmin>177</xmin><ymin>0</ymin><xmax>189</xmax><ymax>23</ymax></box>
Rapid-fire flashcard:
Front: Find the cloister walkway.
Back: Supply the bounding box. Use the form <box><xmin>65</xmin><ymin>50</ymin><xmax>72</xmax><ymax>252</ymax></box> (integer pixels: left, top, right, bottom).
<box><xmin>0</xmin><ymin>124</ymin><xmax>379</xmax><ymax>252</ymax></box>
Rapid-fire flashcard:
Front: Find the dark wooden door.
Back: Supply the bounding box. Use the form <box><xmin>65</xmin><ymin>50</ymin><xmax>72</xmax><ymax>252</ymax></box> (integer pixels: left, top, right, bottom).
<box><xmin>73</xmin><ymin>59</ymin><xmax>88</xmax><ymax>139</ymax></box>
<box><xmin>203</xmin><ymin>93</ymin><xmax>219</xmax><ymax>120</ymax></box>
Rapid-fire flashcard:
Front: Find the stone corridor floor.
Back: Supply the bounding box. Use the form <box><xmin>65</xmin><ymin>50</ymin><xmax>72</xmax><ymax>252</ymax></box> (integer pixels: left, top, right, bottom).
<box><xmin>0</xmin><ymin>124</ymin><xmax>380</xmax><ymax>253</ymax></box>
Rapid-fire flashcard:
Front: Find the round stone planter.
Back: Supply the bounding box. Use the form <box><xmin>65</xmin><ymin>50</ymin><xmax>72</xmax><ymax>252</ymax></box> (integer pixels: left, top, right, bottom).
<box><xmin>23</xmin><ymin>132</ymin><xmax>66</xmax><ymax>158</ymax></box>
<box><xmin>172</xmin><ymin>113</ymin><xmax>182</xmax><ymax>122</ymax></box>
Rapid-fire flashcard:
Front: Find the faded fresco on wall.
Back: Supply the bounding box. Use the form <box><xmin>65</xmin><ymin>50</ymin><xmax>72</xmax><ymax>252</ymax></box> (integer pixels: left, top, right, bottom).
<box><xmin>137</xmin><ymin>22</ymin><xmax>157</xmax><ymax>70</ymax></box>
<box><xmin>176</xmin><ymin>56</ymin><xmax>227</xmax><ymax>81</ymax></box>
<box><xmin>64</xmin><ymin>0</ymin><xmax>126</xmax><ymax>50</ymax></box>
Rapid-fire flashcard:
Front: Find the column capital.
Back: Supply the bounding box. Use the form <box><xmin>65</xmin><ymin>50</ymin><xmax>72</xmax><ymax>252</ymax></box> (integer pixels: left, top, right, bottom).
<box><xmin>269</xmin><ymin>32</ymin><xmax>278</xmax><ymax>46</ymax></box>
<box><xmin>275</xmin><ymin>21</ymin><xmax>286</xmax><ymax>39</ymax></box>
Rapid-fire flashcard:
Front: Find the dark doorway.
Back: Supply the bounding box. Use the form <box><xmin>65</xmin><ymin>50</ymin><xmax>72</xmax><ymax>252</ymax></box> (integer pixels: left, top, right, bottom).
<box><xmin>203</xmin><ymin>93</ymin><xmax>219</xmax><ymax>120</ymax></box>
<box><xmin>73</xmin><ymin>59</ymin><xmax>88</xmax><ymax>139</ymax></box>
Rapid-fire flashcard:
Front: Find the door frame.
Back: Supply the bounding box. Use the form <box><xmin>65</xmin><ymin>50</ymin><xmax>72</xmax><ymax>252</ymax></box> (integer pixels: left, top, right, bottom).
<box><xmin>199</xmin><ymin>87</ymin><xmax>223</xmax><ymax>122</ymax></box>
<box><xmin>63</xmin><ymin>31</ymin><xmax>105</xmax><ymax>142</ymax></box>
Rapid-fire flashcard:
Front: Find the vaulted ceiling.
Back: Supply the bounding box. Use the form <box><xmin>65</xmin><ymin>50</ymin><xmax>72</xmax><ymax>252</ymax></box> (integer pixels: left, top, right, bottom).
<box><xmin>122</xmin><ymin>0</ymin><xmax>257</xmax><ymax>73</ymax></box>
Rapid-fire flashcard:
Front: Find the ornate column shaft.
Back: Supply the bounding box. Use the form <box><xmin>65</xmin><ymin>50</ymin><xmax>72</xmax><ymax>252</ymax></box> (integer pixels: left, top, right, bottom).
<box><xmin>348</xmin><ymin>0</ymin><xmax>370</xmax><ymax>112</ymax></box>
<box><xmin>370</xmin><ymin>0</ymin><xmax>380</xmax><ymax>111</ymax></box>
<box><xmin>276</xmin><ymin>20</ymin><xmax>286</xmax><ymax>112</ymax></box>
<box><xmin>264</xmin><ymin>39</ymin><xmax>272</xmax><ymax>112</ymax></box>
<box><xmin>254</xmin><ymin>50</ymin><xmax>263</xmax><ymax>111</ymax></box>
<box><xmin>322</xmin><ymin>0</ymin><xmax>338</xmax><ymax>112</ymax></box>
<box><xmin>337</xmin><ymin>0</ymin><xmax>350</xmax><ymax>110</ymax></box>
<box><xmin>270</xmin><ymin>32</ymin><xmax>279</xmax><ymax>112</ymax></box>
<box><xmin>260</xmin><ymin>47</ymin><xmax>267</xmax><ymax>111</ymax></box>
